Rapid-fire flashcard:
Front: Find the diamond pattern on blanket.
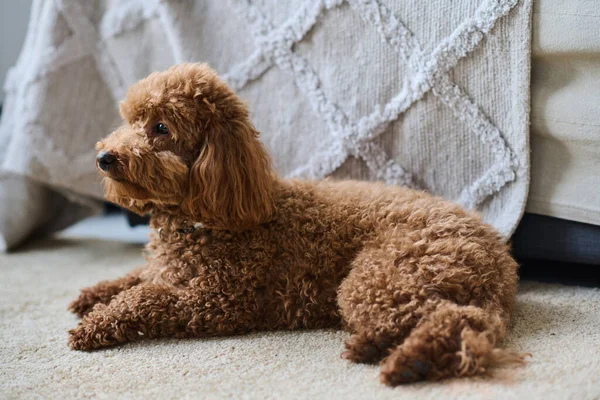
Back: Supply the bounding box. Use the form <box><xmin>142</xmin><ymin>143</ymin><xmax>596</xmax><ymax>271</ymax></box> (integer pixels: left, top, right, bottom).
<box><xmin>0</xmin><ymin>0</ymin><xmax>532</xmax><ymax>236</ymax></box>
<box><xmin>239</xmin><ymin>67</ymin><xmax>328</xmax><ymax>177</ymax></box>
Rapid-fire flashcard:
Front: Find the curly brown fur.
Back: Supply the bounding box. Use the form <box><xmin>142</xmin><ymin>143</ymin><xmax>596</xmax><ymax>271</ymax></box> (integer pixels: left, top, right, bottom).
<box><xmin>68</xmin><ymin>269</ymin><xmax>142</xmax><ymax>317</ymax></box>
<box><xmin>69</xmin><ymin>63</ymin><xmax>526</xmax><ymax>385</ymax></box>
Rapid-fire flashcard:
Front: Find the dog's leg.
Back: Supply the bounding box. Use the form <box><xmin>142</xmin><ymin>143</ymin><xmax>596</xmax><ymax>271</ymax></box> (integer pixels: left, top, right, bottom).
<box><xmin>68</xmin><ymin>283</ymin><xmax>251</xmax><ymax>350</ymax></box>
<box><xmin>68</xmin><ymin>268</ymin><xmax>143</xmax><ymax>318</ymax></box>
<box><xmin>379</xmin><ymin>302</ymin><xmax>525</xmax><ymax>385</ymax></box>
<box><xmin>68</xmin><ymin>284</ymin><xmax>183</xmax><ymax>350</ymax></box>
<box><xmin>338</xmin><ymin>247</ymin><xmax>433</xmax><ymax>364</ymax></box>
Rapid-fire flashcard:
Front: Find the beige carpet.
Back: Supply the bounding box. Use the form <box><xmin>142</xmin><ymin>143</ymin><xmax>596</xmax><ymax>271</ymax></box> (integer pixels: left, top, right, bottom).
<box><xmin>1</xmin><ymin>236</ymin><xmax>600</xmax><ymax>400</ymax></box>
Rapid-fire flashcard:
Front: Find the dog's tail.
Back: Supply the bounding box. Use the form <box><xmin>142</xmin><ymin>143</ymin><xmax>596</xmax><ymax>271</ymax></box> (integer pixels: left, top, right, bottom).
<box><xmin>379</xmin><ymin>302</ymin><xmax>528</xmax><ymax>385</ymax></box>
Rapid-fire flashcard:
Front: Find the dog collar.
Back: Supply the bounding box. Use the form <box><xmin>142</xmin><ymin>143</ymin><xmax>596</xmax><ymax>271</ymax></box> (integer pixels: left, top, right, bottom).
<box><xmin>157</xmin><ymin>222</ymin><xmax>206</xmax><ymax>239</ymax></box>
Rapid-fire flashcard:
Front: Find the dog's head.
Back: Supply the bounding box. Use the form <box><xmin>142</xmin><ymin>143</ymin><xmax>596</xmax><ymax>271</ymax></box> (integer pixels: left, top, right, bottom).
<box><xmin>96</xmin><ymin>63</ymin><xmax>274</xmax><ymax>230</ymax></box>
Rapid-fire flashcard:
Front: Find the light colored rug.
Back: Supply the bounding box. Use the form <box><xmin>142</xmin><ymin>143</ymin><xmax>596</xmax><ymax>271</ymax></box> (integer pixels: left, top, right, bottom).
<box><xmin>1</xmin><ymin>236</ymin><xmax>599</xmax><ymax>399</ymax></box>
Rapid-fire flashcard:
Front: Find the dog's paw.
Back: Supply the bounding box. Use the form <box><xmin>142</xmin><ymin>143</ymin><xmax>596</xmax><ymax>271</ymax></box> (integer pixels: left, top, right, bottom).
<box><xmin>68</xmin><ymin>291</ymin><xmax>100</xmax><ymax>318</ymax></box>
<box><xmin>341</xmin><ymin>333</ymin><xmax>395</xmax><ymax>364</ymax></box>
<box><xmin>341</xmin><ymin>342</ymin><xmax>382</xmax><ymax>364</ymax></box>
<box><xmin>380</xmin><ymin>352</ymin><xmax>433</xmax><ymax>386</ymax></box>
<box><xmin>68</xmin><ymin>323</ymin><xmax>117</xmax><ymax>351</ymax></box>
<box><xmin>68</xmin><ymin>299</ymin><xmax>92</xmax><ymax>319</ymax></box>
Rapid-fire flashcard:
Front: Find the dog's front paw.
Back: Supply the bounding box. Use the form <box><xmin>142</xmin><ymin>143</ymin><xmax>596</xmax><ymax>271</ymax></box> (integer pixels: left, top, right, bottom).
<box><xmin>68</xmin><ymin>323</ymin><xmax>118</xmax><ymax>351</ymax></box>
<box><xmin>68</xmin><ymin>290</ymin><xmax>101</xmax><ymax>318</ymax></box>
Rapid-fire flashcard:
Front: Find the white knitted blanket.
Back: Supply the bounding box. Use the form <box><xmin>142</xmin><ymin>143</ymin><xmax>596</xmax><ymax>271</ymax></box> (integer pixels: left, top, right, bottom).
<box><xmin>0</xmin><ymin>0</ymin><xmax>532</xmax><ymax>249</ymax></box>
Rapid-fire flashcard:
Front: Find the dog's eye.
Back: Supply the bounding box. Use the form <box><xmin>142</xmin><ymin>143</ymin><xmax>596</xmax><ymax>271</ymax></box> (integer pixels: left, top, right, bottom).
<box><xmin>153</xmin><ymin>122</ymin><xmax>169</xmax><ymax>135</ymax></box>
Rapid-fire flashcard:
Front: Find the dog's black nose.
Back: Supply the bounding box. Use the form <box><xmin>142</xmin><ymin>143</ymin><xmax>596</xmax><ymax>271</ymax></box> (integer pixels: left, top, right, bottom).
<box><xmin>97</xmin><ymin>151</ymin><xmax>116</xmax><ymax>171</ymax></box>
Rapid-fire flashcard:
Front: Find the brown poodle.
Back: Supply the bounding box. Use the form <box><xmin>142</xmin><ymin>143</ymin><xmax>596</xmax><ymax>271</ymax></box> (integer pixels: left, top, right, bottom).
<box><xmin>68</xmin><ymin>63</ymin><xmax>525</xmax><ymax>385</ymax></box>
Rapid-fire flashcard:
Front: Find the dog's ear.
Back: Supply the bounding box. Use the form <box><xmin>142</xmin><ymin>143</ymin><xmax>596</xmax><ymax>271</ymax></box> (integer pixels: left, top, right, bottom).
<box><xmin>183</xmin><ymin>117</ymin><xmax>275</xmax><ymax>231</ymax></box>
